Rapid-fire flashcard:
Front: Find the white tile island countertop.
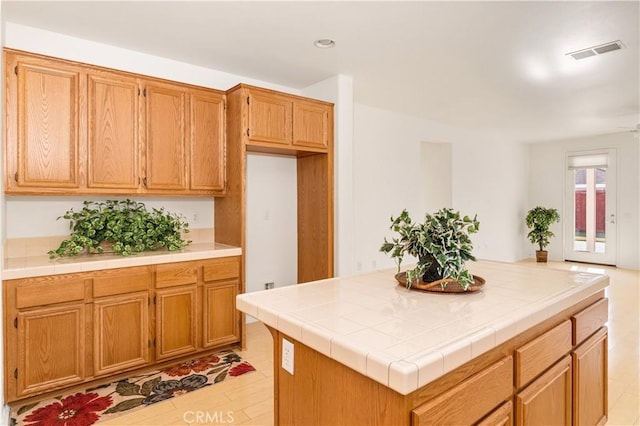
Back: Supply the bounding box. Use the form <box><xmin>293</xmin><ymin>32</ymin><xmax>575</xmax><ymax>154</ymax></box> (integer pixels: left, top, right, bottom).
<box><xmin>236</xmin><ymin>260</ymin><xmax>609</xmax><ymax>395</ymax></box>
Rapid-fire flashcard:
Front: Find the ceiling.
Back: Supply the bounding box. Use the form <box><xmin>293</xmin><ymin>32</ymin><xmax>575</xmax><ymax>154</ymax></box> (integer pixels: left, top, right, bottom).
<box><xmin>3</xmin><ymin>1</ymin><xmax>639</xmax><ymax>143</ymax></box>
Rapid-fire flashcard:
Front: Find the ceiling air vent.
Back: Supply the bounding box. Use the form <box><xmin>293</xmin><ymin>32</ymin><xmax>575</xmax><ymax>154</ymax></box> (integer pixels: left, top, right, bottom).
<box><xmin>566</xmin><ymin>40</ymin><xmax>623</xmax><ymax>60</ymax></box>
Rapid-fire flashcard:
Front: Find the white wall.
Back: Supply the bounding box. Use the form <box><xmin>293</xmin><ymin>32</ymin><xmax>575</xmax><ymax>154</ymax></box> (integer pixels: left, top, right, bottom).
<box><xmin>352</xmin><ymin>103</ymin><xmax>527</xmax><ymax>273</ymax></box>
<box><xmin>528</xmin><ymin>132</ymin><xmax>640</xmax><ymax>269</ymax></box>
<box><xmin>453</xmin><ymin>138</ymin><xmax>529</xmax><ymax>262</ymax></box>
<box><xmin>245</xmin><ymin>153</ymin><xmax>297</xmax><ymax>292</ymax></box>
<box><xmin>421</xmin><ymin>142</ymin><xmax>452</xmax><ymax>213</ymax></box>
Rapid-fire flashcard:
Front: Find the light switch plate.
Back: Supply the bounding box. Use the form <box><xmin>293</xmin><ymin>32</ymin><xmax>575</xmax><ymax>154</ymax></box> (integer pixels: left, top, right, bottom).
<box><xmin>282</xmin><ymin>338</ymin><xmax>294</xmax><ymax>375</ymax></box>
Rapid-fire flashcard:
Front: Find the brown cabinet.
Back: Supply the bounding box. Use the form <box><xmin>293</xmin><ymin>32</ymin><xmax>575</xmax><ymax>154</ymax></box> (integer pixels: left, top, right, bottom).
<box><xmin>245</xmin><ymin>86</ymin><xmax>330</xmax><ymax>153</ymax></box>
<box><xmin>3</xmin><ymin>256</ymin><xmax>241</xmax><ymax>402</ymax></box>
<box><xmin>92</xmin><ymin>266</ymin><xmax>151</xmax><ymax>376</ymax></box>
<box><xmin>572</xmin><ymin>327</ymin><xmax>608</xmax><ymax>426</ymax></box>
<box><xmin>515</xmin><ymin>356</ymin><xmax>572</xmax><ymax>426</ymax></box>
<box><xmin>87</xmin><ymin>71</ymin><xmax>140</xmax><ymax>190</ymax></box>
<box><xmin>477</xmin><ymin>401</ymin><xmax>513</xmax><ymax>426</ymax></box>
<box><xmin>4</xmin><ymin>49</ymin><xmax>226</xmax><ymax>196</ymax></box>
<box><xmin>412</xmin><ymin>357</ymin><xmax>513</xmax><ymax>426</ymax></box>
<box><xmin>5</xmin><ymin>53</ymin><xmax>81</xmax><ymax>191</ymax></box>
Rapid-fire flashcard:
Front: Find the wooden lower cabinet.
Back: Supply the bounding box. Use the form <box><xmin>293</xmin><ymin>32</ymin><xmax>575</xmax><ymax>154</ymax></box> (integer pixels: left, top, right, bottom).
<box><xmin>515</xmin><ymin>356</ymin><xmax>572</xmax><ymax>426</ymax></box>
<box><xmin>478</xmin><ymin>401</ymin><xmax>513</xmax><ymax>426</ymax></box>
<box><xmin>155</xmin><ymin>285</ymin><xmax>198</xmax><ymax>360</ymax></box>
<box><xmin>572</xmin><ymin>327</ymin><xmax>608</xmax><ymax>426</ymax></box>
<box><xmin>202</xmin><ymin>280</ymin><xmax>239</xmax><ymax>348</ymax></box>
<box><xmin>16</xmin><ymin>303</ymin><xmax>87</xmax><ymax>398</ymax></box>
<box><xmin>94</xmin><ymin>292</ymin><xmax>150</xmax><ymax>376</ymax></box>
<box><xmin>3</xmin><ymin>255</ymin><xmax>242</xmax><ymax>402</ymax></box>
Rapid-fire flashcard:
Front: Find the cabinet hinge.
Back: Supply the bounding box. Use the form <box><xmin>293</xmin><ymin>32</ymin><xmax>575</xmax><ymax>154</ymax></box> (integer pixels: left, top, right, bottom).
<box><xmin>246</xmin><ymin>128</ymin><xmax>250</xmax><ymax>137</ymax></box>
<box><xmin>246</xmin><ymin>96</ymin><xmax>250</xmax><ymax>105</ymax></box>
<box><xmin>14</xmin><ymin>317</ymin><xmax>17</xmax><ymax>328</ymax></box>
<box><xmin>14</xmin><ymin>66</ymin><xmax>18</xmax><ymax>76</ymax></box>
<box><xmin>138</xmin><ymin>88</ymin><xmax>141</xmax><ymax>96</ymax></box>
<box><xmin>143</xmin><ymin>88</ymin><xmax>147</xmax><ymax>97</ymax></box>
<box><xmin>14</xmin><ymin>172</ymin><xmax>18</xmax><ymax>182</ymax></box>
<box><xmin>153</xmin><ymin>295</ymin><xmax>156</xmax><ymax>304</ymax></box>
<box><xmin>153</xmin><ymin>338</ymin><xmax>156</xmax><ymax>347</ymax></box>
<box><xmin>14</xmin><ymin>369</ymin><xmax>17</xmax><ymax>379</ymax></box>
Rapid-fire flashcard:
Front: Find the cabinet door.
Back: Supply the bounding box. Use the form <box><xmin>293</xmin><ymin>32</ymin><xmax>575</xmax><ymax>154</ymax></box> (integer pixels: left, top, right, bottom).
<box><xmin>477</xmin><ymin>401</ymin><xmax>513</xmax><ymax>426</ymax></box>
<box><xmin>144</xmin><ymin>82</ymin><xmax>187</xmax><ymax>191</ymax></box>
<box><xmin>14</xmin><ymin>59</ymin><xmax>80</xmax><ymax>189</ymax></box>
<box><xmin>16</xmin><ymin>304</ymin><xmax>86</xmax><ymax>397</ymax></box>
<box><xmin>247</xmin><ymin>91</ymin><xmax>292</xmax><ymax>146</ymax></box>
<box><xmin>87</xmin><ymin>72</ymin><xmax>139</xmax><ymax>190</ymax></box>
<box><xmin>572</xmin><ymin>327</ymin><xmax>608</xmax><ymax>426</ymax></box>
<box><xmin>515</xmin><ymin>356</ymin><xmax>572</xmax><ymax>426</ymax></box>
<box><xmin>94</xmin><ymin>292</ymin><xmax>149</xmax><ymax>376</ymax></box>
<box><xmin>293</xmin><ymin>100</ymin><xmax>330</xmax><ymax>150</ymax></box>
<box><xmin>190</xmin><ymin>91</ymin><xmax>226</xmax><ymax>192</ymax></box>
<box><xmin>202</xmin><ymin>280</ymin><xmax>239</xmax><ymax>348</ymax></box>
<box><xmin>155</xmin><ymin>285</ymin><xmax>197</xmax><ymax>360</ymax></box>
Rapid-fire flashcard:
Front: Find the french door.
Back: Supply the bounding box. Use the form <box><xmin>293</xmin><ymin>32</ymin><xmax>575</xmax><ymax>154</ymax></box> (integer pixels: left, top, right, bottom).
<box><xmin>563</xmin><ymin>149</ymin><xmax>617</xmax><ymax>265</ymax></box>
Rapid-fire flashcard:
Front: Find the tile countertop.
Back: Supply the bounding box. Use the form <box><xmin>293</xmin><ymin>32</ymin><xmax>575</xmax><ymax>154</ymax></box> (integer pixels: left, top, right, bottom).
<box><xmin>3</xmin><ymin>243</ymin><xmax>242</xmax><ymax>280</ymax></box>
<box><xmin>236</xmin><ymin>260</ymin><xmax>609</xmax><ymax>395</ymax></box>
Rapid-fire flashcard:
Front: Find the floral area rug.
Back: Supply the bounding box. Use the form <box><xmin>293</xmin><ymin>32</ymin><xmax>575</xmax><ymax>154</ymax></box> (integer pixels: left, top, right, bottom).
<box><xmin>10</xmin><ymin>350</ymin><xmax>255</xmax><ymax>426</ymax></box>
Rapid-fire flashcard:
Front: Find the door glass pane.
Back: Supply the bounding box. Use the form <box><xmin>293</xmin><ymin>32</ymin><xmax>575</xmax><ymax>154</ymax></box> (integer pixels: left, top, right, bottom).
<box><xmin>573</xmin><ymin>168</ymin><xmax>606</xmax><ymax>253</ymax></box>
<box><xmin>595</xmin><ymin>168</ymin><xmax>606</xmax><ymax>253</ymax></box>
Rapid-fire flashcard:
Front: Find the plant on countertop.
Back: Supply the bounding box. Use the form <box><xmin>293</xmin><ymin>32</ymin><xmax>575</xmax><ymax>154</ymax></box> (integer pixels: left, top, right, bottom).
<box><xmin>380</xmin><ymin>208</ymin><xmax>480</xmax><ymax>290</ymax></box>
<box><xmin>525</xmin><ymin>206</ymin><xmax>560</xmax><ymax>262</ymax></box>
<box><xmin>48</xmin><ymin>199</ymin><xmax>190</xmax><ymax>258</ymax></box>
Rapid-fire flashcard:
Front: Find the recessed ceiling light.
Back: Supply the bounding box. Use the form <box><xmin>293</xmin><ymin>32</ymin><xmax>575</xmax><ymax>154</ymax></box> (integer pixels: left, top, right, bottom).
<box><xmin>566</xmin><ymin>40</ymin><xmax>624</xmax><ymax>60</ymax></box>
<box><xmin>314</xmin><ymin>39</ymin><xmax>336</xmax><ymax>49</ymax></box>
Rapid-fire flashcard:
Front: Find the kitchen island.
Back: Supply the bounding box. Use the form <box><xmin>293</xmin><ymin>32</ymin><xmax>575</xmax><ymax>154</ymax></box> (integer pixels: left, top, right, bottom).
<box><xmin>236</xmin><ymin>260</ymin><xmax>609</xmax><ymax>425</ymax></box>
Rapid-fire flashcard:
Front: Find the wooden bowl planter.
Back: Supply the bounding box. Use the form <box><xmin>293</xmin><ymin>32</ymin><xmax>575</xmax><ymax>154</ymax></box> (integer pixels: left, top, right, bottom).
<box><xmin>395</xmin><ymin>272</ymin><xmax>486</xmax><ymax>293</ymax></box>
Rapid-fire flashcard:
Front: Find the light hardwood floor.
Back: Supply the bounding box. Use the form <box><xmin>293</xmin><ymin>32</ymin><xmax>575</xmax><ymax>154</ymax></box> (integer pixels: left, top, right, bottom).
<box><xmin>100</xmin><ymin>261</ymin><xmax>639</xmax><ymax>425</ymax></box>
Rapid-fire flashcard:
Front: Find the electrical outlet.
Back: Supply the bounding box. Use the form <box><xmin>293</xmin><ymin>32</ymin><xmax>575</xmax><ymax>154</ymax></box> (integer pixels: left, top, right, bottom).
<box><xmin>264</xmin><ymin>282</ymin><xmax>275</xmax><ymax>290</ymax></box>
<box><xmin>192</xmin><ymin>213</ymin><xmax>198</xmax><ymax>223</ymax></box>
<box><xmin>282</xmin><ymin>338</ymin><xmax>294</xmax><ymax>375</ymax></box>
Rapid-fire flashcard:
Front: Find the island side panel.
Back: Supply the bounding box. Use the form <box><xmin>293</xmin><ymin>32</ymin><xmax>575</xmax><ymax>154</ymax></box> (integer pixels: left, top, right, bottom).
<box><xmin>270</xmin><ymin>329</ymin><xmax>410</xmax><ymax>426</ymax></box>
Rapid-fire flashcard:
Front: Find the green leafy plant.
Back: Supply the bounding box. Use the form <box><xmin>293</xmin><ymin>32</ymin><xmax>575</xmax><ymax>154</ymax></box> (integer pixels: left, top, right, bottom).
<box><xmin>380</xmin><ymin>208</ymin><xmax>479</xmax><ymax>290</ymax></box>
<box><xmin>48</xmin><ymin>199</ymin><xmax>191</xmax><ymax>258</ymax></box>
<box><xmin>525</xmin><ymin>206</ymin><xmax>560</xmax><ymax>251</ymax></box>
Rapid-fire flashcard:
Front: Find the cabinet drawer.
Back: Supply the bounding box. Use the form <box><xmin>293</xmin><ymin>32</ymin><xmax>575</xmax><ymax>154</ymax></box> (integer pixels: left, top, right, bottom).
<box><xmin>412</xmin><ymin>356</ymin><xmax>513</xmax><ymax>426</ymax></box>
<box><xmin>477</xmin><ymin>400</ymin><xmax>513</xmax><ymax>426</ymax></box>
<box><xmin>572</xmin><ymin>298</ymin><xmax>608</xmax><ymax>346</ymax></box>
<box><xmin>16</xmin><ymin>279</ymin><xmax>85</xmax><ymax>309</ymax></box>
<box><xmin>93</xmin><ymin>266</ymin><xmax>151</xmax><ymax>297</ymax></box>
<box><xmin>155</xmin><ymin>263</ymin><xmax>198</xmax><ymax>288</ymax></box>
<box><xmin>515</xmin><ymin>320</ymin><xmax>571</xmax><ymax>389</ymax></box>
<box><xmin>203</xmin><ymin>257</ymin><xmax>240</xmax><ymax>282</ymax></box>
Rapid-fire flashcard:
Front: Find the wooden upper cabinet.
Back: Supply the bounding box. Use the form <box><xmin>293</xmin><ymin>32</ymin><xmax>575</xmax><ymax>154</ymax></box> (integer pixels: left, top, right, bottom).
<box><xmin>247</xmin><ymin>90</ymin><xmax>292</xmax><ymax>146</ymax></box>
<box><xmin>4</xmin><ymin>49</ymin><xmax>227</xmax><ymax>196</ymax></box>
<box><xmin>190</xmin><ymin>91</ymin><xmax>226</xmax><ymax>193</ymax></box>
<box><xmin>144</xmin><ymin>82</ymin><xmax>188</xmax><ymax>191</ymax></box>
<box><xmin>293</xmin><ymin>99</ymin><xmax>330</xmax><ymax>149</ymax></box>
<box><xmin>87</xmin><ymin>72</ymin><xmax>139</xmax><ymax>190</ymax></box>
<box><xmin>7</xmin><ymin>54</ymin><xmax>81</xmax><ymax>191</ymax></box>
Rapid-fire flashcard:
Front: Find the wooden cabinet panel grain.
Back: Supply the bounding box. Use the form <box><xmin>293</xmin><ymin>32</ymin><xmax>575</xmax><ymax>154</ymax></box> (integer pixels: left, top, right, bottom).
<box><xmin>14</xmin><ymin>60</ymin><xmax>80</xmax><ymax>189</ymax></box>
<box><xmin>477</xmin><ymin>401</ymin><xmax>513</xmax><ymax>426</ymax></box>
<box><xmin>247</xmin><ymin>90</ymin><xmax>292</xmax><ymax>146</ymax></box>
<box><xmin>144</xmin><ymin>82</ymin><xmax>187</xmax><ymax>191</ymax></box>
<box><xmin>155</xmin><ymin>285</ymin><xmax>198</xmax><ymax>360</ymax></box>
<box><xmin>92</xmin><ymin>266</ymin><xmax>150</xmax><ymax>297</ymax></box>
<box><xmin>17</xmin><ymin>304</ymin><xmax>86</xmax><ymax>397</ymax></box>
<box><xmin>155</xmin><ymin>263</ymin><xmax>198</xmax><ymax>288</ymax></box>
<box><xmin>571</xmin><ymin>298</ymin><xmax>608</xmax><ymax>346</ymax></box>
<box><xmin>190</xmin><ymin>91</ymin><xmax>226</xmax><ymax>192</ymax></box>
<box><xmin>515</xmin><ymin>320</ymin><xmax>572</xmax><ymax>389</ymax></box>
<box><xmin>292</xmin><ymin>100</ymin><xmax>329</xmax><ymax>149</ymax></box>
<box><xmin>87</xmin><ymin>72</ymin><xmax>139</xmax><ymax>190</ymax></box>
<box><xmin>16</xmin><ymin>278</ymin><xmax>85</xmax><ymax>308</ymax></box>
<box><xmin>572</xmin><ymin>327</ymin><xmax>608</xmax><ymax>426</ymax></box>
<box><xmin>515</xmin><ymin>355</ymin><xmax>572</xmax><ymax>426</ymax></box>
<box><xmin>412</xmin><ymin>356</ymin><xmax>513</xmax><ymax>426</ymax></box>
<box><xmin>94</xmin><ymin>292</ymin><xmax>149</xmax><ymax>376</ymax></box>
<box><xmin>202</xmin><ymin>281</ymin><xmax>239</xmax><ymax>348</ymax></box>
<box><xmin>202</xmin><ymin>257</ymin><xmax>240</xmax><ymax>282</ymax></box>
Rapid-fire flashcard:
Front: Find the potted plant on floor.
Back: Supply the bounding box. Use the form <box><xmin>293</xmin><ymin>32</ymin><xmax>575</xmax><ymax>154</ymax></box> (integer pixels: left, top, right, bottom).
<box><xmin>525</xmin><ymin>206</ymin><xmax>560</xmax><ymax>263</ymax></box>
<box><xmin>380</xmin><ymin>208</ymin><xmax>481</xmax><ymax>292</ymax></box>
